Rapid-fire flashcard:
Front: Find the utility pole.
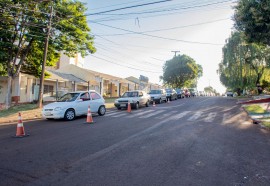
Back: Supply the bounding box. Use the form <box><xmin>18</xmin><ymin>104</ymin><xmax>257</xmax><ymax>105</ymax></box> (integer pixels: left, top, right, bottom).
<box><xmin>38</xmin><ymin>5</ymin><xmax>53</xmax><ymax>108</ymax></box>
<box><xmin>171</xmin><ymin>50</ymin><xmax>180</xmax><ymax>57</ymax></box>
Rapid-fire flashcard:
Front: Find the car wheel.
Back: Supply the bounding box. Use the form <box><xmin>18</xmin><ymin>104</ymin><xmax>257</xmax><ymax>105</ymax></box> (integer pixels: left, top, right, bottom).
<box><xmin>117</xmin><ymin>107</ymin><xmax>121</xmax><ymax>110</ymax></box>
<box><xmin>146</xmin><ymin>100</ymin><xmax>149</xmax><ymax>107</ymax></box>
<box><xmin>98</xmin><ymin>105</ymin><xmax>106</xmax><ymax>116</ymax></box>
<box><xmin>64</xmin><ymin>109</ymin><xmax>75</xmax><ymax>121</ymax></box>
<box><xmin>135</xmin><ymin>102</ymin><xmax>139</xmax><ymax>110</ymax></box>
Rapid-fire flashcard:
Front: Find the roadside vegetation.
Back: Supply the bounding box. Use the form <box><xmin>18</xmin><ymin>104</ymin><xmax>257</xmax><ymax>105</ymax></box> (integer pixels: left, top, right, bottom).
<box><xmin>244</xmin><ymin>104</ymin><xmax>267</xmax><ymax>114</ymax></box>
<box><xmin>0</xmin><ymin>104</ymin><xmax>39</xmax><ymax>118</ymax></box>
<box><xmin>219</xmin><ymin>0</ymin><xmax>270</xmax><ymax>96</ymax></box>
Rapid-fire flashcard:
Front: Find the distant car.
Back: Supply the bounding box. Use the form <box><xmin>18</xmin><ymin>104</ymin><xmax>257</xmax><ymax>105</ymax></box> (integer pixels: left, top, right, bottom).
<box><xmin>42</xmin><ymin>90</ymin><xmax>106</xmax><ymax>121</ymax></box>
<box><xmin>175</xmin><ymin>88</ymin><xmax>185</xmax><ymax>99</ymax></box>
<box><xmin>226</xmin><ymin>91</ymin><xmax>233</xmax><ymax>97</ymax></box>
<box><xmin>114</xmin><ymin>90</ymin><xmax>151</xmax><ymax>110</ymax></box>
<box><xmin>184</xmin><ymin>89</ymin><xmax>190</xmax><ymax>98</ymax></box>
<box><xmin>165</xmin><ymin>88</ymin><xmax>178</xmax><ymax>101</ymax></box>
<box><xmin>188</xmin><ymin>88</ymin><xmax>197</xmax><ymax>97</ymax></box>
<box><xmin>148</xmin><ymin>89</ymin><xmax>167</xmax><ymax>104</ymax></box>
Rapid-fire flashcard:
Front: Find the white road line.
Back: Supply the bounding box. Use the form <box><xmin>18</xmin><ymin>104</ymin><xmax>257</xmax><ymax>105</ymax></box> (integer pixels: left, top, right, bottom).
<box><xmin>105</xmin><ymin>111</ymin><xmax>122</xmax><ymax>116</ymax></box>
<box><xmin>111</xmin><ymin>113</ymin><xmax>129</xmax><ymax>118</ymax></box>
<box><xmin>125</xmin><ymin>110</ymin><xmax>154</xmax><ymax>118</ymax></box>
<box><xmin>172</xmin><ymin>111</ymin><xmax>191</xmax><ymax>119</ymax></box>
<box><xmin>187</xmin><ymin>111</ymin><xmax>203</xmax><ymax>121</ymax></box>
<box><xmin>204</xmin><ymin>112</ymin><xmax>217</xmax><ymax>122</ymax></box>
<box><xmin>155</xmin><ymin>111</ymin><xmax>178</xmax><ymax>119</ymax></box>
<box><xmin>222</xmin><ymin>113</ymin><xmax>231</xmax><ymax>124</ymax></box>
<box><xmin>139</xmin><ymin>110</ymin><xmax>165</xmax><ymax>119</ymax></box>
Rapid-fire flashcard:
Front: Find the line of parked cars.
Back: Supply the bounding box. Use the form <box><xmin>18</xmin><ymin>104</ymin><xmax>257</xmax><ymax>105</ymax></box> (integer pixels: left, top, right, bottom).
<box><xmin>41</xmin><ymin>88</ymin><xmax>198</xmax><ymax>121</ymax></box>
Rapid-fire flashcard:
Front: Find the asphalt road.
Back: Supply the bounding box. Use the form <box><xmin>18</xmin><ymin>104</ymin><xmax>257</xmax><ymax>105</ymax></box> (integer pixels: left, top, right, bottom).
<box><xmin>0</xmin><ymin>97</ymin><xmax>269</xmax><ymax>186</ymax></box>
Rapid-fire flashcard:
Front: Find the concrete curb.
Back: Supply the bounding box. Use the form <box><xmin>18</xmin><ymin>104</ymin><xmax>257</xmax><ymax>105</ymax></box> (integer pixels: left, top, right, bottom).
<box><xmin>241</xmin><ymin>107</ymin><xmax>270</xmax><ymax>131</ymax></box>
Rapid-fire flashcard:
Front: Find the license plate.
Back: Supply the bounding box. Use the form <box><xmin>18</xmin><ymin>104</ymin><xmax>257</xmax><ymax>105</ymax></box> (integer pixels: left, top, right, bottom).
<box><xmin>44</xmin><ymin>112</ymin><xmax>52</xmax><ymax>116</ymax></box>
<box><xmin>120</xmin><ymin>104</ymin><xmax>126</xmax><ymax>107</ymax></box>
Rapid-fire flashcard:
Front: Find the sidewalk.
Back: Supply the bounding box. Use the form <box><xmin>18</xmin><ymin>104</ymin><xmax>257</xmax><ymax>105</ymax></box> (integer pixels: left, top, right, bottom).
<box><xmin>0</xmin><ymin>103</ymin><xmax>115</xmax><ymax>125</ymax></box>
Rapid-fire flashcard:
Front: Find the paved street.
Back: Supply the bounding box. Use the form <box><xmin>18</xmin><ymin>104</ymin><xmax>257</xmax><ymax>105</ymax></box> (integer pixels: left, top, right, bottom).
<box><xmin>0</xmin><ymin>97</ymin><xmax>269</xmax><ymax>186</ymax></box>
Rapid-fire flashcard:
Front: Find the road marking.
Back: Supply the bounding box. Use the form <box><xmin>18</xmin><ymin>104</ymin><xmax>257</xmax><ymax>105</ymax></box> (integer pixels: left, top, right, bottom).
<box><xmin>222</xmin><ymin>113</ymin><xmax>231</xmax><ymax>124</ymax></box>
<box><xmin>125</xmin><ymin>110</ymin><xmax>154</xmax><ymax>118</ymax></box>
<box><xmin>105</xmin><ymin>111</ymin><xmax>122</xmax><ymax>116</ymax></box>
<box><xmin>155</xmin><ymin>111</ymin><xmax>178</xmax><ymax>119</ymax></box>
<box><xmin>204</xmin><ymin>112</ymin><xmax>217</xmax><ymax>122</ymax></box>
<box><xmin>187</xmin><ymin>111</ymin><xmax>203</xmax><ymax>121</ymax></box>
<box><xmin>139</xmin><ymin>110</ymin><xmax>165</xmax><ymax>119</ymax></box>
<box><xmin>173</xmin><ymin>111</ymin><xmax>191</xmax><ymax>119</ymax></box>
<box><xmin>111</xmin><ymin>113</ymin><xmax>129</xmax><ymax>118</ymax></box>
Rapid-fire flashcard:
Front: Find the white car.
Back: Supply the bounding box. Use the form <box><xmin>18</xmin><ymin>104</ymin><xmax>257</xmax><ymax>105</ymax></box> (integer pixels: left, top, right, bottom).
<box><xmin>114</xmin><ymin>90</ymin><xmax>151</xmax><ymax>110</ymax></box>
<box><xmin>42</xmin><ymin>90</ymin><xmax>106</xmax><ymax>121</ymax></box>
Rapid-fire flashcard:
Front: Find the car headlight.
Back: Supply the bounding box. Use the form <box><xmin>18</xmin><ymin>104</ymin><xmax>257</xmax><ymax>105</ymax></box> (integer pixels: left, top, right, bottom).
<box><xmin>54</xmin><ymin>107</ymin><xmax>62</xmax><ymax>111</ymax></box>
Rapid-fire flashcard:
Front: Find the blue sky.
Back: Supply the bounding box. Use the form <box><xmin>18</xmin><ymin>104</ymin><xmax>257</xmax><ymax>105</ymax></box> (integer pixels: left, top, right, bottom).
<box><xmin>81</xmin><ymin>0</ymin><xmax>236</xmax><ymax>93</ymax></box>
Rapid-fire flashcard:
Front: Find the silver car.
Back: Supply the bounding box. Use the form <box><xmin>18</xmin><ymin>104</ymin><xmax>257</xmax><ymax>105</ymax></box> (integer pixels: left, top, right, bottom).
<box><xmin>148</xmin><ymin>89</ymin><xmax>167</xmax><ymax>104</ymax></box>
<box><xmin>114</xmin><ymin>90</ymin><xmax>151</xmax><ymax>110</ymax></box>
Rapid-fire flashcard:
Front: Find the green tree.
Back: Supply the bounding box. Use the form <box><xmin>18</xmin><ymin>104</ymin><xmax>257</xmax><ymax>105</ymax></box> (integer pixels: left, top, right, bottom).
<box><xmin>218</xmin><ymin>31</ymin><xmax>270</xmax><ymax>94</ymax></box>
<box><xmin>0</xmin><ymin>0</ymin><xmax>96</xmax><ymax>108</ymax></box>
<box><xmin>161</xmin><ymin>54</ymin><xmax>202</xmax><ymax>88</ymax></box>
<box><xmin>234</xmin><ymin>0</ymin><xmax>270</xmax><ymax>46</ymax></box>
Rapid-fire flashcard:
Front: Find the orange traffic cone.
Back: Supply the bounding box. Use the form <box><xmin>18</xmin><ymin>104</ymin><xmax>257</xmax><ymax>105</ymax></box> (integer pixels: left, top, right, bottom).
<box><xmin>153</xmin><ymin>101</ymin><xmax>156</xmax><ymax>107</ymax></box>
<box><xmin>127</xmin><ymin>101</ymin><xmax>131</xmax><ymax>113</ymax></box>
<box><xmin>85</xmin><ymin>106</ymin><xmax>94</xmax><ymax>124</ymax></box>
<box><xmin>14</xmin><ymin>113</ymin><xmax>29</xmax><ymax>138</ymax></box>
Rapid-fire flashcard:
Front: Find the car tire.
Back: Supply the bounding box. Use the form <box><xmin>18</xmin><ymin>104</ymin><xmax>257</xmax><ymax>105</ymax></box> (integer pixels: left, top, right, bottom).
<box><xmin>146</xmin><ymin>100</ymin><xmax>149</xmax><ymax>107</ymax></box>
<box><xmin>98</xmin><ymin>105</ymin><xmax>106</xmax><ymax>116</ymax></box>
<box><xmin>64</xmin><ymin>109</ymin><xmax>75</xmax><ymax>121</ymax></box>
<box><xmin>135</xmin><ymin>102</ymin><xmax>139</xmax><ymax>110</ymax></box>
<box><xmin>117</xmin><ymin>107</ymin><xmax>121</xmax><ymax>110</ymax></box>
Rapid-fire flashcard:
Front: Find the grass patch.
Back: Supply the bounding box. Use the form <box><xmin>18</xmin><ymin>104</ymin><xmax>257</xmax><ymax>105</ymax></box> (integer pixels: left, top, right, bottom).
<box><xmin>244</xmin><ymin>104</ymin><xmax>267</xmax><ymax>114</ymax></box>
<box><xmin>262</xmin><ymin>121</ymin><xmax>270</xmax><ymax>129</ymax></box>
<box><xmin>0</xmin><ymin>104</ymin><xmax>38</xmax><ymax>118</ymax></box>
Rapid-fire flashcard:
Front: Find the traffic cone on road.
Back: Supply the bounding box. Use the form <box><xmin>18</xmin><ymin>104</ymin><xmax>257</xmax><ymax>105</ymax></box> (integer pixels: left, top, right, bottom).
<box><xmin>85</xmin><ymin>106</ymin><xmax>94</xmax><ymax>124</ymax></box>
<box><xmin>14</xmin><ymin>113</ymin><xmax>29</xmax><ymax>138</ymax></box>
<box><xmin>153</xmin><ymin>101</ymin><xmax>156</xmax><ymax>107</ymax></box>
<box><xmin>127</xmin><ymin>101</ymin><xmax>131</xmax><ymax>113</ymax></box>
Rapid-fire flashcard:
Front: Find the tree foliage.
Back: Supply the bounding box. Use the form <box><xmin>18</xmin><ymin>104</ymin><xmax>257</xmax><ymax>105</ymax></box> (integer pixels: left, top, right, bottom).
<box><xmin>0</xmin><ymin>0</ymin><xmax>96</xmax><ymax>108</ymax></box>
<box><xmin>161</xmin><ymin>54</ymin><xmax>202</xmax><ymax>88</ymax></box>
<box><xmin>234</xmin><ymin>0</ymin><xmax>270</xmax><ymax>46</ymax></box>
<box><xmin>218</xmin><ymin>31</ymin><xmax>270</xmax><ymax>93</ymax></box>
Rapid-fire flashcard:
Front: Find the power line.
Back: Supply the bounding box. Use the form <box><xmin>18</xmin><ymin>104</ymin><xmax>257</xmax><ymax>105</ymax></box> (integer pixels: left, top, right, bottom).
<box><xmin>85</xmin><ymin>0</ymin><xmax>173</xmax><ymax>16</ymax></box>
<box><xmin>90</xmin><ymin>55</ymin><xmax>162</xmax><ymax>73</ymax></box>
<box><xmin>94</xmin><ymin>17</ymin><xmax>230</xmax><ymax>36</ymax></box>
<box><xmin>90</xmin><ymin>21</ymin><xmax>224</xmax><ymax>45</ymax></box>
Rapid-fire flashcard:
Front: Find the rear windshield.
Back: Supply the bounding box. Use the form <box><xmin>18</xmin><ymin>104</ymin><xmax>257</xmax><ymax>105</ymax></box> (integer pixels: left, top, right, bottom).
<box><xmin>122</xmin><ymin>92</ymin><xmax>138</xmax><ymax>97</ymax></box>
<box><xmin>149</xmin><ymin>90</ymin><xmax>161</xmax><ymax>94</ymax></box>
<box><xmin>165</xmin><ymin>89</ymin><xmax>172</xmax><ymax>93</ymax></box>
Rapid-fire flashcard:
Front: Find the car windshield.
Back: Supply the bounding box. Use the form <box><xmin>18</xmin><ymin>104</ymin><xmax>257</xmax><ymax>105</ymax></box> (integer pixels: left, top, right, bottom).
<box><xmin>58</xmin><ymin>93</ymin><xmax>80</xmax><ymax>102</ymax></box>
<box><xmin>165</xmin><ymin>89</ymin><xmax>172</xmax><ymax>93</ymax></box>
<box><xmin>149</xmin><ymin>90</ymin><xmax>161</xmax><ymax>94</ymax></box>
<box><xmin>122</xmin><ymin>92</ymin><xmax>138</xmax><ymax>97</ymax></box>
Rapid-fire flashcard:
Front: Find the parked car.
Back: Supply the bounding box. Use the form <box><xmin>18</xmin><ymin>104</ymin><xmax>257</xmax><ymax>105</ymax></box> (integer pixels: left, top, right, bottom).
<box><xmin>188</xmin><ymin>88</ymin><xmax>197</xmax><ymax>97</ymax></box>
<box><xmin>165</xmin><ymin>88</ymin><xmax>178</xmax><ymax>101</ymax></box>
<box><xmin>175</xmin><ymin>88</ymin><xmax>185</xmax><ymax>99</ymax></box>
<box><xmin>226</xmin><ymin>91</ymin><xmax>234</xmax><ymax>97</ymax></box>
<box><xmin>148</xmin><ymin>89</ymin><xmax>167</xmax><ymax>104</ymax></box>
<box><xmin>114</xmin><ymin>90</ymin><xmax>151</xmax><ymax>110</ymax></box>
<box><xmin>42</xmin><ymin>90</ymin><xmax>106</xmax><ymax>121</ymax></box>
<box><xmin>184</xmin><ymin>89</ymin><xmax>190</xmax><ymax>98</ymax></box>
